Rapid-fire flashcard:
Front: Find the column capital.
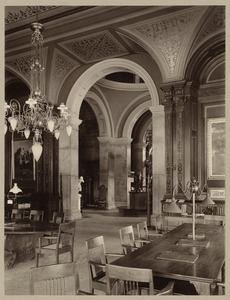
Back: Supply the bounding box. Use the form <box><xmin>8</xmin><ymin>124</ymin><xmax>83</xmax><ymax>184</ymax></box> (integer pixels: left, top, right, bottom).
<box><xmin>70</xmin><ymin>112</ymin><xmax>82</xmax><ymax>129</ymax></box>
<box><xmin>149</xmin><ymin>105</ymin><xmax>165</xmax><ymax>115</ymax></box>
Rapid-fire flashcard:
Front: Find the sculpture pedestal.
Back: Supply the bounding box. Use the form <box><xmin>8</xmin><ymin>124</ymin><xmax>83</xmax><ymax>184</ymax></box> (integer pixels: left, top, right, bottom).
<box><xmin>129</xmin><ymin>192</ymin><xmax>147</xmax><ymax>210</ymax></box>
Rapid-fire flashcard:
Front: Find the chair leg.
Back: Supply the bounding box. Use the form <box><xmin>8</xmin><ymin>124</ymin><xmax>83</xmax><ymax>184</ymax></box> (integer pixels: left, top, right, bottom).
<box><xmin>70</xmin><ymin>250</ymin><xmax>73</xmax><ymax>262</ymax></box>
<box><xmin>35</xmin><ymin>253</ymin><xmax>39</xmax><ymax>267</ymax></box>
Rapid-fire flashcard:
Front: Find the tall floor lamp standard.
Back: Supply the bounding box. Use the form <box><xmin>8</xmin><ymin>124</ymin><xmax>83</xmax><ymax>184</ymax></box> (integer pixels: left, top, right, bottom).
<box><xmin>176</xmin><ymin>178</ymin><xmax>211</xmax><ymax>248</ymax></box>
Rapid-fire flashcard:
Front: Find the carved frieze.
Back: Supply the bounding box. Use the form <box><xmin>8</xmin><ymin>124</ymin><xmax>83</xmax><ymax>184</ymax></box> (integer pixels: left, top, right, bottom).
<box><xmin>5</xmin><ymin>6</ymin><xmax>56</xmax><ymax>24</ymax></box>
<box><xmin>59</xmin><ymin>31</ymin><xmax>128</xmax><ymax>63</ymax></box>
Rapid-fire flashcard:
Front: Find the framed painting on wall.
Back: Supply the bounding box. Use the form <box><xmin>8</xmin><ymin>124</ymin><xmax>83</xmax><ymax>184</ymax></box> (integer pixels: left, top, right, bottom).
<box><xmin>207</xmin><ymin>118</ymin><xmax>225</xmax><ymax>180</ymax></box>
<box><xmin>13</xmin><ymin>138</ymin><xmax>35</xmax><ymax>181</ymax></box>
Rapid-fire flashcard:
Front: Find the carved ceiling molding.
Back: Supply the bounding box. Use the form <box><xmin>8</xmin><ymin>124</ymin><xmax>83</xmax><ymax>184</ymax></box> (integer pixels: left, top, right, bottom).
<box><xmin>59</xmin><ymin>30</ymin><xmax>129</xmax><ymax>63</ymax></box>
<box><xmin>5</xmin><ymin>69</ymin><xmax>17</xmax><ymax>83</ymax></box>
<box><xmin>196</xmin><ymin>6</ymin><xmax>225</xmax><ymax>44</ymax></box>
<box><xmin>5</xmin><ymin>48</ymin><xmax>48</xmax><ymax>86</ymax></box>
<box><xmin>121</xmin><ymin>7</ymin><xmax>205</xmax><ymax>79</ymax></box>
<box><xmin>116</xmin><ymin>32</ymin><xmax>147</xmax><ymax>54</ymax></box>
<box><xmin>49</xmin><ymin>49</ymin><xmax>80</xmax><ymax>104</ymax></box>
<box><xmin>5</xmin><ymin>6</ymin><xmax>56</xmax><ymax>24</ymax></box>
<box><xmin>5</xmin><ymin>52</ymin><xmax>33</xmax><ymax>84</ymax></box>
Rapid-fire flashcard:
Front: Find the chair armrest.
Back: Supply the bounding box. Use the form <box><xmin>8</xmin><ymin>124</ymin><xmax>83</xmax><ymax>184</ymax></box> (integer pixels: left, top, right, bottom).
<box><xmin>155</xmin><ymin>281</ymin><xmax>175</xmax><ymax>295</ymax></box>
<box><xmin>78</xmin><ymin>290</ymin><xmax>95</xmax><ymax>295</ymax></box>
<box><xmin>41</xmin><ymin>236</ymin><xmax>58</xmax><ymax>240</ymax></box>
<box><xmin>121</xmin><ymin>244</ymin><xmax>138</xmax><ymax>249</ymax></box>
<box><xmin>105</xmin><ymin>252</ymin><xmax>124</xmax><ymax>257</ymax></box>
<box><xmin>148</xmin><ymin>232</ymin><xmax>163</xmax><ymax>238</ymax></box>
<box><xmin>88</xmin><ymin>260</ymin><xmax>106</xmax><ymax>268</ymax></box>
<box><xmin>134</xmin><ymin>239</ymin><xmax>150</xmax><ymax>247</ymax></box>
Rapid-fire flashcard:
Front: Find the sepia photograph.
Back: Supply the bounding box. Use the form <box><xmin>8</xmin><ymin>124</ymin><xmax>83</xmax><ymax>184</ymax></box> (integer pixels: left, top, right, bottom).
<box><xmin>2</xmin><ymin>1</ymin><xmax>228</xmax><ymax>298</ymax></box>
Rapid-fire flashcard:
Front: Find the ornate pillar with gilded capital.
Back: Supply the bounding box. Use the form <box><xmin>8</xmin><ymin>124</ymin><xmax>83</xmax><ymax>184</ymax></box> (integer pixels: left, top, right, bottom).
<box><xmin>173</xmin><ymin>83</ymin><xmax>187</xmax><ymax>188</ymax></box>
<box><xmin>160</xmin><ymin>81</ymin><xmax>199</xmax><ymax>199</ymax></box>
<box><xmin>160</xmin><ymin>85</ymin><xmax>174</xmax><ymax>198</ymax></box>
<box><xmin>59</xmin><ymin>113</ymin><xmax>82</xmax><ymax>220</ymax></box>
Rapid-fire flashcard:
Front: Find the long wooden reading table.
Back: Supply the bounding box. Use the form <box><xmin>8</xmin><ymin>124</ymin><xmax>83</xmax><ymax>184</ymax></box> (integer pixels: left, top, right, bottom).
<box><xmin>111</xmin><ymin>223</ymin><xmax>225</xmax><ymax>295</ymax></box>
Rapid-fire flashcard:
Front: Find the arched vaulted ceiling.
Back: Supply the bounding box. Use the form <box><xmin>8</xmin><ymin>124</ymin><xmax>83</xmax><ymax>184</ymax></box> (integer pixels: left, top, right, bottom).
<box><xmin>5</xmin><ymin>5</ymin><xmax>225</xmax><ymax>93</ymax></box>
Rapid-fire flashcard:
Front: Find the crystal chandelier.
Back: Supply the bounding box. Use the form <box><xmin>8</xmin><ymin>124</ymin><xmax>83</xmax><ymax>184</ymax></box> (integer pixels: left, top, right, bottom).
<box><xmin>5</xmin><ymin>8</ymin><xmax>72</xmax><ymax>161</ymax></box>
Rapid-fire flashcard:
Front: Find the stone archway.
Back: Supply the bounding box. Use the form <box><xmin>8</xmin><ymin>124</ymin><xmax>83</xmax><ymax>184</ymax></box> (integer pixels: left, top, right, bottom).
<box><xmin>60</xmin><ymin>58</ymin><xmax>165</xmax><ymax>219</ymax></box>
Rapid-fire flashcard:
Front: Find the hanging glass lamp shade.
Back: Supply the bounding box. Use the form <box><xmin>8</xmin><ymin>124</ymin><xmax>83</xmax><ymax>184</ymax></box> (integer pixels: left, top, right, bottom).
<box><xmin>32</xmin><ymin>142</ymin><xmax>43</xmax><ymax>161</ymax></box>
<box><xmin>24</xmin><ymin>128</ymin><xmax>30</xmax><ymax>139</ymax></box>
<box><xmin>66</xmin><ymin>124</ymin><xmax>72</xmax><ymax>136</ymax></box>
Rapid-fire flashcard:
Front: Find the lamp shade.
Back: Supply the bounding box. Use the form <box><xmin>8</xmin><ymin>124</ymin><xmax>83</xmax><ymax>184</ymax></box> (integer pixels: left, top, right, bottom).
<box><xmin>10</xmin><ymin>183</ymin><xmax>22</xmax><ymax>194</ymax></box>
<box><xmin>202</xmin><ymin>193</ymin><xmax>215</xmax><ymax>205</ymax></box>
<box><xmin>54</xmin><ymin>130</ymin><xmax>60</xmax><ymax>140</ymax></box>
<box><xmin>164</xmin><ymin>199</ymin><xmax>182</xmax><ymax>214</ymax></box>
<box><xmin>8</xmin><ymin>117</ymin><xmax>18</xmax><ymax>131</ymax></box>
<box><xmin>66</xmin><ymin>124</ymin><xmax>72</xmax><ymax>136</ymax></box>
<box><xmin>24</xmin><ymin>128</ymin><xmax>30</xmax><ymax>139</ymax></box>
<box><xmin>32</xmin><ymin>142</ymin><xmax>43</xmax><ymax>161</ymax></box>
<box><xmin>47</xmin><ymin>119</ymin><xmax>55</xmax><ymax>132</ymax></box>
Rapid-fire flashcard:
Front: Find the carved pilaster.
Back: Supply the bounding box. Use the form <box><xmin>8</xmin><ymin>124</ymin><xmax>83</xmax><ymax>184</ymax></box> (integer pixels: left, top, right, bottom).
<box><xmin>160</xmin><ymin>86</ymin><xmax>173</xmax><ymax>194</ymax></box>
<box><xmin>173</xmin><ymin>84</ymin><xmax>187</xmax><ymax>186</ymax></box>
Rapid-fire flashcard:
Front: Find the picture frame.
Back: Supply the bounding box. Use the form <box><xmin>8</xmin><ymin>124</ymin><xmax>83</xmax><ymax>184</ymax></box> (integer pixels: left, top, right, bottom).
<box><xmin>13</xmin><ymin>138</ymin><xmax>35</xmax><ymax>181</ymax></box>
<box><xmin>207</xmin><ymin>118</ymin><xmax>225</xmax><ymax>179</ymax></box>
<box><xmin>210</xmin><ymin>188</ymin><xmax>225</xmax><ymax>200</ymax></box>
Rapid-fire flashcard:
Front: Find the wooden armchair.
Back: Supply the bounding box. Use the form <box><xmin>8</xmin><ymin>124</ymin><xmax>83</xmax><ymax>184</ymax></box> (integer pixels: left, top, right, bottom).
<box><xmin>35</xmin><ymin>221</ymin><xmax>76</xmax><ymax>267</ymax></box>
<box><xmin>29</xmin><ymin>262</ymin><xmax>93</xmax><ymax>295</ymax></box>
<box><xmin>119</xmin><ymin>225</ymin><xmax>148</xmax><ymax>254</ymax></box>
<box><xmin>106</xmin><ymin>264</ymin><xmax>175</xmax><ymax>295</ymax></box>
<box><xmin>29</xmin><ymin>210</ymin><xmax>44</xmax><ymax>221</ymax></box>
<box><xmin>11</xmin><ymin>209</ymin><xmax>25</xmax><ymax>220</ymax></box>
<box><xmin>50</xmin><ymin>211</ymin><xmax>65</xmax><ymax>224</ymax></box>
<box><xmin>85</xmin><ymin>235</ymin><xmax>123</xmax><ymax>294</ymax></box>
<box><xmin>137</xmin><ymin>221</ymin><xmax>163</xmax><ymax>243</ymax></box>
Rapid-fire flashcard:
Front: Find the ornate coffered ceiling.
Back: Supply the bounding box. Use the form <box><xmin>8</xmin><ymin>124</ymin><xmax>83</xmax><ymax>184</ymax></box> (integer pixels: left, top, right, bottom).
<box><xmin>59</xmin><ymin>30</ymin><xmax>129</xmax><ymax>63</ymax></box>
<box><xmin>5</xmin><ymin>5</ymin><xmax>225</xmax><ymax>84</ymax></box>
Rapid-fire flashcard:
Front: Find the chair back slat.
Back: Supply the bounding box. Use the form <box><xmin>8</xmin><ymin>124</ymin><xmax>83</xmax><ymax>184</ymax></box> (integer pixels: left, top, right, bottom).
<box><xmin>85</xmin><ymin>236</ymin><xmax>107</xmax><ymax>278</ymax></box>
<box><xmin>29</xmin><ymin>262</ymin><xmax>79</xmax><ymax>295</ymax></box>
<box><xmin>29</xmin><ymin>210</ymin><xmax>44</xmax><ymax>221</ymax></box>
<box><xmin>137</xmin><ymin>221</ymin><xmax>148</xmax><ymax>240</ymax></box>
<box><xmin>119</xmin><ymin>225</ymin><xmax>135</xmax><ymax>254</ymax></box>
<box><xmin>11</xmin><ymin>209</ymin><xmax>24</xmax><ymax>220</ymax></box>
<box><xmin>58</xmin><ymin>221</ymin><xmax>75</xmax><ymax>248</ymax></box>
<box><xmin>51</xmin><ymin>211</ymin><xmax>65</xmax><ymax>224</ymax></box>
<box><xmin>106</xmin><ymin>264</ymin><xmax>154</xmax><ymax>295</ymax></box>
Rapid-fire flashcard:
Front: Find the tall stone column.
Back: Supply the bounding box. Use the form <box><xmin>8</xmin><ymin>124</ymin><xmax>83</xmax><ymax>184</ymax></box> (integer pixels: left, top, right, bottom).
<box><xmin>97</xmin><ymin>136</ymin><xmax>115</xmax><ymax>209</ymax></box>
<box><xmin>150</xmin><ymin>105</ymin><xmax>166</xmax><ymax>216</ymax></box>
<box><xmin>59</xmin><ymin>113</ymin><xmax>82</xmax><ymax>220</ymax></box>
<box><xmin>114</xmin><ymin>137</ymin><xmax>133</xmax><ymax>207</ymax></box>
